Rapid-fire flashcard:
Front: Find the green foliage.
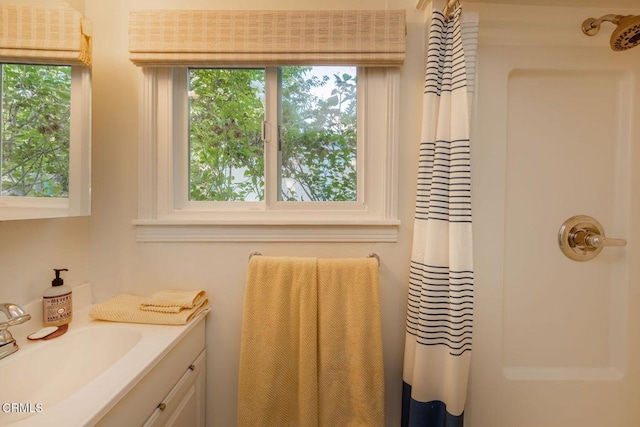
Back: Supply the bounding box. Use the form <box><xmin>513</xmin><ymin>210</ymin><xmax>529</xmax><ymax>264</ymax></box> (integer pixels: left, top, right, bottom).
<box><xmin>280</xmin><ymin>67</ymin><xmax>357</xmax><ymax>201</ymax></box>
<box><xmin>1</xmin><ymin>64</ymin><xmax>71</xmax><ymax>197</ymax></box>
<box><xmin>189</xmin><ymin>68</ymin><xmax>265</xmax><ymax>201</ymax></box>
<box><xmin>188</xmin><ymin>66</ymin><xmax>357</xmax><ymax>202</ymax></box>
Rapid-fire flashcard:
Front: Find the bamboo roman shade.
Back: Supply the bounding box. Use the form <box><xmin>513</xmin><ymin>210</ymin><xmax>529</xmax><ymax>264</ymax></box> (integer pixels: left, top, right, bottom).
<box><xmin>0</xmin><ymin>2</ymin><xmax>91</xmax><ymax>66</ymax></box>
<box><xmin>129</xmin><ymin>10</ymin><xmax>406</xmax><ymax>67</ymax></box>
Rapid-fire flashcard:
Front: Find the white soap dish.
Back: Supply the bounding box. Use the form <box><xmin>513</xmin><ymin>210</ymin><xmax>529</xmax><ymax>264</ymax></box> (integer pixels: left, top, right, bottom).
<box><xmin>27</xmin><ymin>324</ymin><xmax>68</xmax><ymax>340</ymax></box>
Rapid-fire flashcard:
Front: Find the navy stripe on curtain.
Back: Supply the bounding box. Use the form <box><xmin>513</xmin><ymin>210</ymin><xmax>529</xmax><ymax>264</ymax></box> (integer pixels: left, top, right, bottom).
<box><xmin>402</xmin><ymin>383</ymin><xmax>463</xmax><ymax>427</ymax></box>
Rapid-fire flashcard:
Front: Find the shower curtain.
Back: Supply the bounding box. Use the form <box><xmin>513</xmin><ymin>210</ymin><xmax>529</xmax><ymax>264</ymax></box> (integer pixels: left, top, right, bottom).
<box><xmin>402</xmin><ymin>3</ymin><xmax>478</xmax><ymax>427</ymax></box>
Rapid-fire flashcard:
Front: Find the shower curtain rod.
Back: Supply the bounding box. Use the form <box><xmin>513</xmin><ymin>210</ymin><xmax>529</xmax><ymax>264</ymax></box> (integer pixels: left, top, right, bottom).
<box><xmin>248</xmin><ymin>251</ymin><xmax>381</xmax><ymax>266</ymax></box>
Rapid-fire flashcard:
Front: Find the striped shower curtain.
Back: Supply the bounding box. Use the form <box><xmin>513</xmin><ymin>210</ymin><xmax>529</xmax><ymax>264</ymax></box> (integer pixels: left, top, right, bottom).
<box><xmin>402</xmin><ymin>4</ymin><xmax>478</xmax><ymax>427</ymax></box>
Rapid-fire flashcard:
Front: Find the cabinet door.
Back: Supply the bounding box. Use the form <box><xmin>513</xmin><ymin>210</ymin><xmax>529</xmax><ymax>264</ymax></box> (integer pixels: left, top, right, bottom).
<box><xmin>144</xmin><ymin>350</ymin><xmax>206</xmax><ymax>427</ymax></box>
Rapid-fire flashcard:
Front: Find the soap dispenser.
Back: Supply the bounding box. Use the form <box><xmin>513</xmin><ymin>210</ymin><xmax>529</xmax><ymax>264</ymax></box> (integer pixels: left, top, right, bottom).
<box><xmin>43</xmin><ymin>268</ymin><xmax>72</xmax><ymax>327</ymax></box>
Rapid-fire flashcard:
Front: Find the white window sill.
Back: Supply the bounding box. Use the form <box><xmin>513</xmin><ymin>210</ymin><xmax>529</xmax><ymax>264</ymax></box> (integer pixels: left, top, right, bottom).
<box><xmin>0</xmin><ymin>197</ymin><xmax>88</xmax><ymax>221</ymax></box>
<box><xmin>0</xmin><ymin>206</ymin><xmax>69</xmax><ymax>221</ymax></box>
<box><xmin>133</xmin><ymin>219</ymin><xmax>400</xmax><ymax>242</ymax></box>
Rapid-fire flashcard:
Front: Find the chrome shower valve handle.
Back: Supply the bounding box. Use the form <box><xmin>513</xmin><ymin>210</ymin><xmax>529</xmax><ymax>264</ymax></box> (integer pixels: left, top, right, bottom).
<box><xmin>583</xmin><ymin>233</ymin><xmax>626</xmax><ymax>248</ymax></box>
<box><xmin>569</xmin><ymin>229</ymin><xmax>627</xmax><ymax>249</ymax></box>
<box><xmin>558</xmin><ymin>215</ymin><xmax>627</xmax><ymax>261</ymax></box>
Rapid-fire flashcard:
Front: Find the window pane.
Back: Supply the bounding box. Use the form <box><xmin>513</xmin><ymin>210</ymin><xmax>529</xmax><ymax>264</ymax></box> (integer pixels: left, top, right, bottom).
<box><xmin>279</xmin><ymin>66</ymin><xmax>357</xmax><ymax>202</ymax></box>
<box><xmin>1</xmin><ymin>64</ymin><xmax>71</xmax><ymax>197</ymax></box>
<box><xmin>188</xmin><ymin>68</ymin><xmax>265</xmax><ymax>202</ymax></box>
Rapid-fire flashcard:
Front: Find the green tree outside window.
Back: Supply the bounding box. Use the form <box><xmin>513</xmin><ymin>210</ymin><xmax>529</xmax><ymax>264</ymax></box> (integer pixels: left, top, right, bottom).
<box><xmin>0</xmin><ymin>64</ymin><xmax>71</xmax><ymax>198</ymax></box>
<box><xmin>188</xmin><ymin>66</ymin><xmax>357</xmax><ymax>202</ymax></box>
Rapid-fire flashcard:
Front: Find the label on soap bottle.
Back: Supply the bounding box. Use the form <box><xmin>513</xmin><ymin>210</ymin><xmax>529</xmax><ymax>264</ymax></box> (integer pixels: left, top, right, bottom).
<box><xmin>43</xmin><ymin>292</ymin><xmax>72</xmax><ymax>326</ymax></box>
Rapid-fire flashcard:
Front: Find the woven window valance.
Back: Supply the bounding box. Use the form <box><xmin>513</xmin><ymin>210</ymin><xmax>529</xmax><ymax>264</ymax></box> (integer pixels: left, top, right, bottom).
<box><xmin>129</xmin><ymin>10</ymin><xmax>406</xmax><ymax>67</ymax></box>
<box><xmin>0</xmin><ymin>2</ymin><xmax>91</xmax><ymax>66</ymax></box>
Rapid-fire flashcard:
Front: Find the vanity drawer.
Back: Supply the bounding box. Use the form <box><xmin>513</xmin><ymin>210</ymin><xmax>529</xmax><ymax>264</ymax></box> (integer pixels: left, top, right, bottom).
<box><xmin>143</xmin><ymin>349</ymin><xmax>206</xmax><ymax>427</ymax></box>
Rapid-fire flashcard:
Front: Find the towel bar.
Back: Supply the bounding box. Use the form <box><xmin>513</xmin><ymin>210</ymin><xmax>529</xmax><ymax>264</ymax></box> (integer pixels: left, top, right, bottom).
<box><xmin>367</xmin><ymin>252</ymin><xmax>381</xmax><ymax>266</ymax></box>
<box><xmin>248</xmin><ymin>251</ymin><xmax>380</xmax><ymax>266</ymax></box>
<box><xmin>248</xmin><ymin>251</ymin><xmax>262</xmax><ymax>263</ymax></box>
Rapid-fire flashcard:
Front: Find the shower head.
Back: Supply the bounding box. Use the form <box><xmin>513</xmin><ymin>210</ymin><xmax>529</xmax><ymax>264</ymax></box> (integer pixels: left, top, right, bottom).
<box><xmin>582</xmin><ymin>14</ymin><xmax>640</xmax><ymax>51</ymax></box>
<box><xmin>611</xmin><ymin>15</ymin><xmax>640</xmax><ymax>51</ymax></box>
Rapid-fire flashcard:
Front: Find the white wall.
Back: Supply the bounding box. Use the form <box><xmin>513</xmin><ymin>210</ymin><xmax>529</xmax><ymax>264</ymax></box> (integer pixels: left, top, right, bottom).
<box><xmin>0</xmin><ymin>217</ymin><xmax>90</xmax><ymax>305</ymax></box>
<box><xmin>85</xmin><ymin>0</ymin><xmax>425</xmax><ymax>425</ymax></box>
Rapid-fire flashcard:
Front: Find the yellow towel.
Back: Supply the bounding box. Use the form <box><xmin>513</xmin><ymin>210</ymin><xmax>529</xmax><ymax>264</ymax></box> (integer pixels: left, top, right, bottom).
<box><xmin>140</xmin><ymin>289</ymin><xmax>206</xmax><ymax>313</ymax></box>
<box><xmin>89</xmin><ymin>294</ymin><xmax>210</xmax><ymax>325</ymax></box>
<box><xmin>317</xmin><ymin>257</ymin><xmax>385</xmax><ymax>427</ymax></box>
<box><xmin>237</xmin><ymin>256</ymin><xmax>319</xmax><ymax>427</ymax></box>
<box><xmin>237</xmin><ymin>256</ymin><xmax>385</xmax><ymax>427</ymax></box>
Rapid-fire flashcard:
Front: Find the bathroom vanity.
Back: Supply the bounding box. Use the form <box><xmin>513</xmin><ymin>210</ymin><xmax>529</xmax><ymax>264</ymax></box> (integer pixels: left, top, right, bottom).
<box><xmin>0</xmin><ymin>284</ymin><xmax>208</xmax><ymax>426</ymax></box>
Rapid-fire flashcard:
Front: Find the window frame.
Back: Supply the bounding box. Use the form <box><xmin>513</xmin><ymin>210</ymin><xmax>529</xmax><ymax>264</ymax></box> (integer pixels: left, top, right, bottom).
<box><xmin>135</xmin><ymin>66</ymin><xmax>399</xmax><ymax>242</ymax></box>
<box><xmin>0</xmin><ymin>65</ymin><xmax>91</xmax><ymax>221</ymax></box>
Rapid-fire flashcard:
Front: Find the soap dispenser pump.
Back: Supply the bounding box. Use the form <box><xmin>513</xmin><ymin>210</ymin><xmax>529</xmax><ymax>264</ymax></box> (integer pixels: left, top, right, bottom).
<box><xmin>43</xmin><ymin>268</ymin><xmax>72</xmax><ymax>327</ymax></box>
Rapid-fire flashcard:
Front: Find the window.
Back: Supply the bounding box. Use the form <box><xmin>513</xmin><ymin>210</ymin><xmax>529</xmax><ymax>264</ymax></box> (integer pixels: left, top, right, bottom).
<box><xmin>0</xmin><ymin>2</ymin><xmax>92</xmax><ymax>220</ymax></box>
<box><xmin>129</xmin><ymin>9</ymin><xmax>404</xmax><ymax>242</ymax></box>
<box><xmin>188</xmin><ymin>68</ymin><xmax>266</xmax><ymax>203</ymax></box>
<box><xmin>0</xmin><ymin>63</ymin><xmax>91</xmax><ymax>220</ymax></box>
<box><xmin>186</xmin><ymin>66</ymin><xmax>358</xmax><ymax>203</ymax></box>
<box><xmin>277</xmin><ymin>66</ymin><xmax>358</xmax><ymax>203</ymax></box>
<box><xmin>136</xmin><ymin>66</ymin><xmax>399</xmax><ymax>242</ymax></box>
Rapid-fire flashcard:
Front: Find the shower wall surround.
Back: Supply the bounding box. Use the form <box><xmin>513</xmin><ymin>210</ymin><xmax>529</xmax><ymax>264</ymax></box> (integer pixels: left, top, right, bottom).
<box><xmin>464</xmin><ymin>2</ymin><xmax>640</xmax><ymax>427</ymax></box>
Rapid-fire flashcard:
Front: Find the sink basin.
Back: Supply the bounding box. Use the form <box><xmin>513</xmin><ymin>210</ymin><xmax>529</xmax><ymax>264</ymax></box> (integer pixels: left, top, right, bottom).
<box><xmin>0</xmin><ymin>326</ymin><xmax>142</xmax><ymax>425</ymax></box>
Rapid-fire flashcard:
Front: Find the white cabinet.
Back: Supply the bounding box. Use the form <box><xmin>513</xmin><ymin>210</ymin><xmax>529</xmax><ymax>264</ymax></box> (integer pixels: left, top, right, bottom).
<box><xmin>143</xmin><ymin>350</ymin><xmax>206</xmax><ymax>427</ymax></box>
<box><xmin>96</xmin><ymin>320</ymin><xmax>206</xmax><ymax>427</ymax></box>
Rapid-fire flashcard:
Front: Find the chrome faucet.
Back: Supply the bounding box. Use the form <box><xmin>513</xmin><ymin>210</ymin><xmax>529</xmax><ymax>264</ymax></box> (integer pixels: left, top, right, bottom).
<box><xmin>0</xmin><ymin>303</ymin><xmax>31</xmax><ymax>360</ymax></box>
